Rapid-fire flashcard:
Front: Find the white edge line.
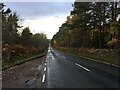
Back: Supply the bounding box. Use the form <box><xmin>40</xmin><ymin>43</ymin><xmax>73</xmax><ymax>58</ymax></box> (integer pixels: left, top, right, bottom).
<box><xmin>44</xmin><ymin>67</ymin><xmax>47</xmax><ymax>71</ymax></box>
<box><xmin>76</xmin><ymin>63</ymin><xmax>90</xmax><ymax>72</ymax></box>
<box><xmin>42</xmin><ymin>74</ymin><xmax>46</xmax><ymax>82</ymax></box>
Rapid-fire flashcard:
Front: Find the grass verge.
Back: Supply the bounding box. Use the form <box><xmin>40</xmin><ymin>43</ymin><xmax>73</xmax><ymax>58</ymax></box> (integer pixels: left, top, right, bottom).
<box><xmin>2</xmin><ymin>50</ymin><xmax>47</xmax><ymax>70</ymax></box>
<box><xmin>56</xmin><ymin>47</ymin><xmax>119</xmax><ymax>66</ymax></box>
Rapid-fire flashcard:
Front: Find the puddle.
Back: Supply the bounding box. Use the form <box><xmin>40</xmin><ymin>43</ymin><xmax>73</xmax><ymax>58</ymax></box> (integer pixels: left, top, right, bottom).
<box><xmin>25</xmin><ymin>78</ymin><xmax>36</xmax><ymax>86</ymax></box>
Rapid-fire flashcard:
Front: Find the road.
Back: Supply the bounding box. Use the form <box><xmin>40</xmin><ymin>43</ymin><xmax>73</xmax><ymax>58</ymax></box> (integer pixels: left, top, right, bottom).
<box><xmin>41</xmin><ymin>47</ymin><xmax>120</xmax><ymax>88</ymax></box>
<box><xmin>2</xmin><ymin>47</ymin><xmax>120</xmax><ymax>88</ymax></box>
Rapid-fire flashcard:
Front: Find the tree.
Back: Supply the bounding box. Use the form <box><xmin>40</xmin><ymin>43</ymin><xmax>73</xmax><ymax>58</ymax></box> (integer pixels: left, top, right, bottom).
<box><xmin>32</xmin><ymin>33</ymin><xmax>48</xmax><ymax>48</ymax></box>
<box><xmin>52</xmin><ymin>1</ymin><xmax>120</xmax><ymax>50</ymax></box>
<box><xmin>2</xmin><ymin>4</ymin><xmax>21</xmax><ymax>45</ymax></box>
<box><xmin>21</xmin><ymin>27</ymin><xmax>32</xmax><ymax>46</ymax></box>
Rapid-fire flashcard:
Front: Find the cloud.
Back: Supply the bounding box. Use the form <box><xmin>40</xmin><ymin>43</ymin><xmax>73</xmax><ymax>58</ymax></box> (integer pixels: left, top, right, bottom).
<box><xmin>4</xmin><ymin>2</ymin><xmax>73</xmax><ymax>39</ymax></box>
<box><xmin>22</xmin><ymin>15</ymin><xmax>68</xmax><ymax>39</ymax></box>
<box><xmin>5</xmin><ymin>2</ymin><xmax>73</xmax><ymax>19</ymax></box>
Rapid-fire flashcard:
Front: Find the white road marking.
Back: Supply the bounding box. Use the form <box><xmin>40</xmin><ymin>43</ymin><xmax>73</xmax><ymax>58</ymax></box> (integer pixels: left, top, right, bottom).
<box><xmin>45</xmin><ymin>59</ymin><xmax>47</xmax><ymax>63</ymax></box>
<box><xmin>76</xmin><ymin>63</ymin><xmax>90</xmax><ymax>72</ymax></box>
<box><xmin>42</xmin><ymin>74</ymin><xmax>46</xmax><ymax>82</ymax></box>
<box><xmin>48</xmin><ymin>50</ymin><xmax>51</xmax><ymax>52</ymax></box>
<box><xmin>44</xmin><ymin>67</ymin><xmax>47</xmax><ymax>71</ymax></box>
<box><xmin>45</xmin><ymin>63</ymin><xmax>47</xmax><ymax>66</ymax></box>
<box><xmin>52</xmin><ymin>55</ymin><xmax>55</xmax><ymax>60</ymax></box>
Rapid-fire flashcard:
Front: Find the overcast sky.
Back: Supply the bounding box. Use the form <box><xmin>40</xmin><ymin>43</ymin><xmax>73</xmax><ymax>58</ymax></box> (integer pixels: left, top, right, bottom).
<box><xmin>5</xmin><ymin>2</ymin><xmax>74</xmax><ymax>39</ymax></box>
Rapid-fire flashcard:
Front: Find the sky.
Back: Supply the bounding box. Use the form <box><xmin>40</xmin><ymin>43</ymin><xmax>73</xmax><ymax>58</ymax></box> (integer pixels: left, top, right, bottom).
<box><xmin>5</xmin><ymin>2</ymin><xmax>74</xmax><ymax>39</ymax></box>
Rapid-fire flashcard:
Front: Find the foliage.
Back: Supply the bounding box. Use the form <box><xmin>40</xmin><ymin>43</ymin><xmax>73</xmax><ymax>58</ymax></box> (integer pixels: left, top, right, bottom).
<box><xmin>1</xmin><ymin>3</ymin><xmax>48</xmax><ymax>62</ymax></box>
<box><xmin>107</xmin><ymin>38</ymin><xmax>118</xmax><ymax>46</ymax></box>
<box><xmin>58</xmin><ymin>47</ymin><xmax>119</xmax><ymax>65</ymax></box>
<box><xmin>52</xmin><ymin>2</ymin><xmax>120</xmax><ymax>49</ymax></box>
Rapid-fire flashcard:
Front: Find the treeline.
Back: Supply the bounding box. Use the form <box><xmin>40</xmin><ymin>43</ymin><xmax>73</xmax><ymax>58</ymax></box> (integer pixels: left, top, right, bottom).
<box><xmin>1</xmin><ymin>3</ymin><xmax>48</xmax><ymax>61</ymax></box>
<box><xmin>52</xmin><ymin>2</ymin><xmax>120</xmax><ymax>49</ymax></box>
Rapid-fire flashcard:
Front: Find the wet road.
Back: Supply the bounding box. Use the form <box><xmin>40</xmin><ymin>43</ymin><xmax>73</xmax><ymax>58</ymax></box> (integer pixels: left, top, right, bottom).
<box><xmin>41</xmin><ymin>47</ymin><xmax>120</xmax><ymax>88</ymax></box>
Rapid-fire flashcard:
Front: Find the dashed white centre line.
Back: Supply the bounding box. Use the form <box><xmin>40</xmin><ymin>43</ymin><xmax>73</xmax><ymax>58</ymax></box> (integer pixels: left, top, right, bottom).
<box><xmin>76</xmin><ymin>63</ymin><xmax>90</xmax><ymax>72</ymax></box>
<box><xmin>44</xmin><ymin>67</ymin><xmax>47</xmax><ymax>71</ymax></box>
<box><xmin>45</xmin><ymin>63</ymin><xmax>47</xmax><ymax>66</ymax></box>
<box><xmin>42</xmin><ymin>74</ymin><xmax>46</xmax><ymax>82</ymax></box>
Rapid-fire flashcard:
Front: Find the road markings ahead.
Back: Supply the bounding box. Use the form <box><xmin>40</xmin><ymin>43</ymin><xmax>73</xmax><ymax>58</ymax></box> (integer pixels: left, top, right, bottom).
<box><xmin>76</xmin><ymin>63</ymin><xmax>90</xmax><ymax>72</ymax></box>
<box><xmin>41</xmin><ymin>49</ymin><xmax>51</xmax><ymax>83</ymax></box>
<box><xmin>42</xmin><ymin>74</ymin><xmax>46</xmax><ymax>82</ymax></box>
<box><xmin>42</xmin><ymin>63</ymin><xmax>47</xmax><ymax>83</ymax></box>
<box><xmin>42</xmin><ymin>57</ymin><xmax>48</xmax><ymax>83</ymax></box>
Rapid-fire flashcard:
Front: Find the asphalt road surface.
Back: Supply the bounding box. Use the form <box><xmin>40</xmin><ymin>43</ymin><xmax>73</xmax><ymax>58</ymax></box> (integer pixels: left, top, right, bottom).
<box><xmin>41</xmin><ymin>47</ymin><xmax>120</xmax><ymax>88</ymax></box>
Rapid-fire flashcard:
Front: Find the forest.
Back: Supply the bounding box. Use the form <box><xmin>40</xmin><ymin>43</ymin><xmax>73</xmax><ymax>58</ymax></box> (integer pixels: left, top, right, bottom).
<box><xmin>51</xmin><ymin>2</ymin><xmax>120</xmax><ymax>65</ymax></box>
<box><xmin>1</xmin><ymin>3</ymin><xmax>48</xmax><ymax>69</ymax></box>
